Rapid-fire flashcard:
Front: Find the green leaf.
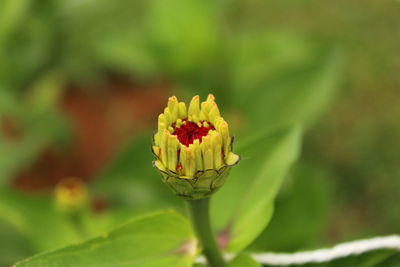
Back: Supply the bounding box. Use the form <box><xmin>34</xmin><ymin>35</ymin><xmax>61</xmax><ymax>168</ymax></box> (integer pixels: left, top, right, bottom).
<box><xmin>250</xmin><ymin>161</ymin><xmax>333</xmax><ymax>252</ymax></box>
<box><xmin>230</xmin><ymin>32</ymin><xmax>343</xmax><ymax>136</ymax></box>
<box><xmin>211</xmin><ymin>127</ymin><xmax>302</xmax><ymax>252</ymax></box>
<box><xmin>0</xmin><ymin>0</ymin><xmax>55</xmax><ymax>90</ymax></box>
<box><xmin>0</xmin><ymin>188</ymin><xmax>165</xmax><ymax>257</ymax></box>
<box><xmin>0</xmin><ymin>0</ymin><xmax>31</xmax><ymax>44</ymax></box>
<box><xmin>325</xmin><ymin>249</ymin><xmax>399</xmax><ymax>267</ymax></box>
<box><xmin>230</xmin><ymin>31</ymin><xmax>316</xmax><ymax>99</ymax></box>
<box><xmin>228</xmin><ymin>253</ymin><xmax>261</xmax><ymax>267</ymax></box>
<box><xmin>0</xmin><ymin>221</ymin><xmax>33</xmax><ymax>267</ymax></box>
<box><xmin>147</xmin><ymin>0</ymin><xmax>217</xmax><ymax>74</ymax></box>
<box><xmin>57</xmin><ymin>0</ymin><xmax>156</xmax><ymax>81</ymax></box>
<box><xmin>375</xmin><ymin>251</ymin><xmax>400</xmax><ymax>267</ymax></box>
<box><xmin>0</xmin><ymin>188</ymin><xmax>79</xmax><ymax>251</ymax></box>
<box><xmin>15</xmin><ymin>211</ymin><xmax>197</xmax><ymax>267</ymax></box>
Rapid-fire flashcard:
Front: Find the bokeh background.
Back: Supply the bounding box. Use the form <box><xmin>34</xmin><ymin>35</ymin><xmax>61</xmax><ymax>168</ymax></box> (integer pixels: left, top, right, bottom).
<box><xmin>1</xmin><ymin>0</ymin><xmax>399</xmax><ymax>266</ymax></box>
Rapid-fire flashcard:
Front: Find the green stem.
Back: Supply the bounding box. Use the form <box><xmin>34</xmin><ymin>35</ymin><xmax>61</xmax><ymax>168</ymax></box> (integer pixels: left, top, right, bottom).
<box><xmin>186</xmin><ymin>198</ymin><xmax>226</xmax><ymax>267</ymax></box>
<box><xmin>68</xmin><ymin>212</ymin><xmax>88</xmax><ymax>239</ymax></box>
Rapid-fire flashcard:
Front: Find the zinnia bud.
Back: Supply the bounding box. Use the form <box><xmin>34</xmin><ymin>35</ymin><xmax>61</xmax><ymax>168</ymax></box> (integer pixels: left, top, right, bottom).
<box><xmin>54</xmin><ymin>177</ymin><xmax>89</xmax><ymax>214</ymax></box>
<box><xmin>152</xmin><ymin>94</ymin><xmax>240</xmax><ymax>200</ymax></box>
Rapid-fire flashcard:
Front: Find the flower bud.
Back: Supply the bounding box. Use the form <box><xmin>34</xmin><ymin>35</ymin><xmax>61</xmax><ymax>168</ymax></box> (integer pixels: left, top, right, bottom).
<box><xmin>152</xmin><ymin>94</ymin><xmax>240</xmax><ymax>200</ymax></box>
<box><xmin>54</xmin><ymin>177</ymin><xmax>89</xmax><ymax>214</ymax></box>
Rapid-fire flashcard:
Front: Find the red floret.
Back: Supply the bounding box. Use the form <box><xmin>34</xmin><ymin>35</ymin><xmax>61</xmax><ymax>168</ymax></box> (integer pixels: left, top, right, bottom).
<box><xmin>172</xmin><ymin>119</ymin><xmax>215</xmax><ymax>146</ymax></box>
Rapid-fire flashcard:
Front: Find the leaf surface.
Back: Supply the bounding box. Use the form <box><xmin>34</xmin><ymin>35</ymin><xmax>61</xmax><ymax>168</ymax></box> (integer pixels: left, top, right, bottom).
<box><xmin>15</xmin><ymin>211</ymin><xmax>196</xmax><ymax>267</ymax></box>
<box><xmin>230</xmin><ymin>32</ymin><xmax>343</xmax><ymax>137</ymax></box>
<box><xmin>228</xmin><ymin>253</ymin><xmax>261</xmax><ymax>267</ymax></box>
<box><xmin>212</xmin><ymin>127</ymin><xmax>302</xmax><ymax>252</ymax></box>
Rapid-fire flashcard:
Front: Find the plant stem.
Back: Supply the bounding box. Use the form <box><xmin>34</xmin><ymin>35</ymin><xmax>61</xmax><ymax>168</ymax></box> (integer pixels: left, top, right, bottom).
<box><xmin>69</xmin><ymin>212</ymin><xmax>88</xmax><ymax>239</ymax></box>
<box><xmin>186</xmin><ymin>198</ymin><xmax>226</xmax><ymax>267</ymax></box>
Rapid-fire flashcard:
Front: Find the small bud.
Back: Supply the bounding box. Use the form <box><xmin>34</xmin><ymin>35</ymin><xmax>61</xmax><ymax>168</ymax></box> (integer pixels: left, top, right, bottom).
<box><xmin>152</xmin><ymin>95</ymin><xmax>240</xmax><ymax>200</ymax></box>
<box><xmin>54</xmin><ymin>177</ymin><xmax>89</xmax><ymax>214</ymax></box>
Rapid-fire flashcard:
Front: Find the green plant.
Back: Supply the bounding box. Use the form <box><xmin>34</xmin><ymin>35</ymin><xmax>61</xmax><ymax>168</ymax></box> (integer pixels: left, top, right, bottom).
<box><xmin>1</xmin><ymin>0</ymin><xmax>400</xmax><ymax>266</ymax></box>
<box><xmin>7</xmin><ymin>94</ymin><xmax>400</xmax><ymax>267</ymax></box>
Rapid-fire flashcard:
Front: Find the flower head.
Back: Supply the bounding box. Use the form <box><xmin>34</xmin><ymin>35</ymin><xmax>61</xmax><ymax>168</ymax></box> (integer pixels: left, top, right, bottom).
<box><xmin>152</xmin><ymin>94</ymin><xmax>240</xmax><ymax>200</ymax></box>
<box><xmin>54</xmin><ymin>177</ymin><xmax>89</xmax><ymax>213</ymax></box>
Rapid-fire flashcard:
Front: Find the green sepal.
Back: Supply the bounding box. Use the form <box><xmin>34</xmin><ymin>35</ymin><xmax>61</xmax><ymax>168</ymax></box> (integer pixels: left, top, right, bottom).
<box><xmin>154</xmin><ymin>163</ymin><xmax>233</xmax><ymax>200</ymax></box>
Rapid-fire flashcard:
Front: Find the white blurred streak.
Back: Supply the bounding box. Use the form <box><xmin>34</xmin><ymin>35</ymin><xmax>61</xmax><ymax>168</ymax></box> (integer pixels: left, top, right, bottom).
<box><xmin>196</xmin><ymin>235</ymin><xmax>400</xmax><ymax>265</ymax></box>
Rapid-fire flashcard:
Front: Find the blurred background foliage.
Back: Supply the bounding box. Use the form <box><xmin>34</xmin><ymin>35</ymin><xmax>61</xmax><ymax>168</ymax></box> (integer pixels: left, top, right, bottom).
<box><xmin>0</xmin><ymin>0</ymin><xmax>399</xmax><ymax>266</ymax></box>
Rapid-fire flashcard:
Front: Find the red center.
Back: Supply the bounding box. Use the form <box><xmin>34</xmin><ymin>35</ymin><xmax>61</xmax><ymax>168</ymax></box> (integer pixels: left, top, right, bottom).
<box><xmin>172</xmin><ymin>119</ymin><xmax>215</xmax><ymax>146</ymax></box>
